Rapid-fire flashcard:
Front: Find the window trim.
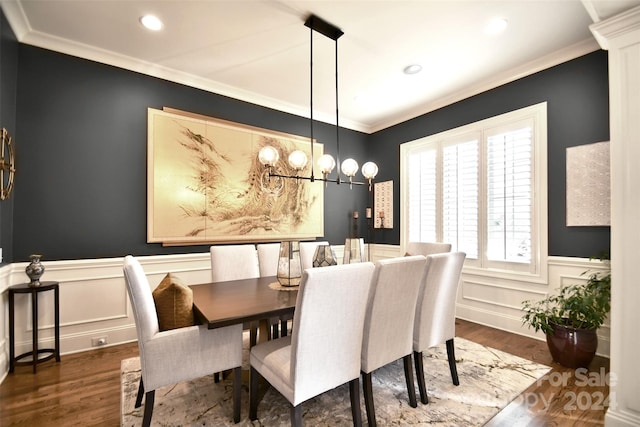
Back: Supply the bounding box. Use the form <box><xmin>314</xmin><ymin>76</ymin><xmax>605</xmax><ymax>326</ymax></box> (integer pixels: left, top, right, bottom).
<box><xmin>400</xmin><ymin>102</ymin><xmax>548</xmax><ymax>283</ymax></box>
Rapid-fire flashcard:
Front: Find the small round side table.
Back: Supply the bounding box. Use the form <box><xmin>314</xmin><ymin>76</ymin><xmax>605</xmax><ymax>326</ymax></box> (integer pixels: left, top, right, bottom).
<box><xmin>8</xmin><ymin>281</ymin><xmax>60</xmax><ymax>373</ymax></box>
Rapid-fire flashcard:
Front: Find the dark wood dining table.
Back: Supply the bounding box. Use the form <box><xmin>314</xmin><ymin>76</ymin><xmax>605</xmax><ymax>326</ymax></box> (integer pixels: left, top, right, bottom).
<box><xmin>190</xmin><ymin>276</ymin><xmax>298</xmax><ymax>344</ymax></box>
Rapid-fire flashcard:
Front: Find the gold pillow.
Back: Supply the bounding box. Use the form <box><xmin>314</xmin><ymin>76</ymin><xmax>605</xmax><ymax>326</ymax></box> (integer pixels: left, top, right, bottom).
<box><xmin>152</xmin><ymin>273</ymin><xmax>195</xmax><ymax>331</ymax></box>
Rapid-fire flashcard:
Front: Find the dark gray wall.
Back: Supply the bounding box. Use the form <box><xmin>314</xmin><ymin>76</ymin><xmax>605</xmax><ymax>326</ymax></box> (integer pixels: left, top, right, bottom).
<box><xmin>13</xmin><ymin>45</ymin><xmax>368</xmax><ymax>262</ymax></box>
<box><xmin>5</xmin><ymin>41</ymin><xmax>610</xmax><ymax>262</ymax></box>
<box><xmin>0</xmin><ymin>10</ymin><xmax>17</xmax><ymax>265</ymax></box>
<box><xmin>367</xmin><ymin>50</ymin><xmax>610</xmax><ymax>258</ymax></box>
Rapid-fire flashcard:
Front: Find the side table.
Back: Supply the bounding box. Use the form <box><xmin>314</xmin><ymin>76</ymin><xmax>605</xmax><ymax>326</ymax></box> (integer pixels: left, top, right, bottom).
<box><xmin>8</xmin><ymin>281</ymin><xmax>60</xmax><ymax>373</ymax></box>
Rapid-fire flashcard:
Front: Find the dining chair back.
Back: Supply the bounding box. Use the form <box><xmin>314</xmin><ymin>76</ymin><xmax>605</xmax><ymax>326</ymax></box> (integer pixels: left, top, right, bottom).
<box><xmin>210</xmin><ymin>244</ymin><xmax>260</xmax><ymax>282</ymax></box>
<box><xmin>413</xmin><ymin>251</ymin><xmax>466</xmax><ymax>404</ymax></box>
<box><xmin>257</xmin><ymin>242</ymin><xmax>291</xmax><ymax>338</ymax></box>
<box><xmin>360</xmin><ymin>255</ymin><xmax>428</xmax><ymax>427</ymax></box>
<box><xmin>406</xmin><ymin>241</ymin><xmax>452</xmax><ymax>256</ymax></box>
<box><xmin>257</xmin><ymin>243</ymin><xmax>281</xmax><ymax>277</ymax></box>
<box><xmin>249</xmin><ymin>262</ymin><xmax>376</xmax><ymax>427</ymax></box>
<box><xmin>299</xmin><ymin>240</ymin><xmax>329</xmax><ymax>270</ymax></box>
<box><xmin>123</xmin><ymin>255</ymin><xmax>243</xmax><ymax>426</ymax></box>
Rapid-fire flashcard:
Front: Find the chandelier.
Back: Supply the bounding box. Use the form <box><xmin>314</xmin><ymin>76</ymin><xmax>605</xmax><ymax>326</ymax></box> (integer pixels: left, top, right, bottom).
<box><xmin>258</xmin><ymin>14</ymin><xmax>378</xmax><ymax>190</ymax></box>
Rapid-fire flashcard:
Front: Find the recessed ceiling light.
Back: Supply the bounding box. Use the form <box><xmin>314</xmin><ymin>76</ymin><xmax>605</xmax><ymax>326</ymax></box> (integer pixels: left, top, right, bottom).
<box><xmin>484</xmin><ymin>17</ymin><xmax>508</xmax><ymax>35</ymax></box>
<box><xmin>140</xmin><ymin>15</ymin><xmax>163</xmax><ymax>31</ymax></box>
<box><xmin>403</xmin><ymin>64</ymin><xmax>422</xmax><ymax>75</ymax></box>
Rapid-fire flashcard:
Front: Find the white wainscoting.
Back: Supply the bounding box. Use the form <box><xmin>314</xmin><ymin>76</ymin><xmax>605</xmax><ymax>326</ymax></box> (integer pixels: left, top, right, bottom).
<box><xmin>456</xmin><ymin>255</ymin><xmax>610</xmax><ymax>358</ymax></box>
<box><xmin>0</xmin><ymin>248</ymin><xmax>609</xmax><ymax>384</ymax></box>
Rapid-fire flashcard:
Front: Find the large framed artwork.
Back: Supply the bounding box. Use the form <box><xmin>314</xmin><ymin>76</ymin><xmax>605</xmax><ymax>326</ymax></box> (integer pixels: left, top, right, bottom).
<box><xmin>147</xmin><ymin>108</ymin><xmax>324</xmax><ymax>245</ymax></box>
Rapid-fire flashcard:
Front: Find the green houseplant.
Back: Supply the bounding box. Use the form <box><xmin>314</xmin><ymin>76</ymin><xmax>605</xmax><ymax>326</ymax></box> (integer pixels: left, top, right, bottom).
<box><xmin>522</xmin><ymin>251</ymin><xmax>610</xmax><ymax>368</ymax></box>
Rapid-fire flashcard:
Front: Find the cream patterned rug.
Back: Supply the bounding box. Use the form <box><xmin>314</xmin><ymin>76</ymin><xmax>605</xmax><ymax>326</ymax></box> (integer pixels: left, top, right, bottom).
<box><xmin>121</xmin><ymin>337</ymin><xmax>549</xmax><ymax>426</ymax></box>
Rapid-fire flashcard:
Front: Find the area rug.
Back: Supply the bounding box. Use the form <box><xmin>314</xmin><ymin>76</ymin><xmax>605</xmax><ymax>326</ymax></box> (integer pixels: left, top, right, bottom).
<box><xmin>121</xmin><ymin>337</ymin><xmax>550</xmax><ymax>426</ymax></box>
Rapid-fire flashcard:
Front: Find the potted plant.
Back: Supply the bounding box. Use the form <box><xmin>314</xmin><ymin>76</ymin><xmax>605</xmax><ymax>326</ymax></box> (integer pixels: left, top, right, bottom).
<box><xmin>522</xmin><ymin>251</ymin><xmax>610</xmax><ymax>368</ymax></box>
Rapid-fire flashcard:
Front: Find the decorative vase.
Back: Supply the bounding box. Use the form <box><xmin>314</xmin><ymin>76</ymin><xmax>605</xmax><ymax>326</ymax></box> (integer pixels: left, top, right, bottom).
<box><xmin>343</xmin><ymin>238</ymin><xmax>365</xmax><ymax>264</ymax></box>
<box><xmin>546</xmin><ymin>321</ymin><xmax>598</xmax><ymax>369</ymax></box>
<box><xmin>312</xmin><ymin>244</ymin><xmax>337</xmax><ymax>267</ymax></box>
<box><xmin>25</xmin><ymin>254</ymin><xmax>45</xmax><ymax>286</ymax></box>
<box><xmin>277</xmin><ymin>241</ymin><xmax>302</xmax><ymax>287</ymax></box>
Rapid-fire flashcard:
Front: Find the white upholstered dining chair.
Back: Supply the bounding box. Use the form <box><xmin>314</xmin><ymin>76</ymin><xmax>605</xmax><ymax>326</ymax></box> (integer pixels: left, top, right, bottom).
<box><xmin>123</xmin><ymin>255</ymin><xmax>243</xmax><ymax>426</ymax></box>
<box><xmin>256</xmin><ymin>242</ymin><xmax>280</xmax><ymax>277</ymax></box>
<box><xmin>406</xmin><ymin>241</ymin><xmax>452</xmax><ymax>256</ymax></box>
<box><xmin>210</xmin><ymin>244</ymin><xmax>260</xmax><ymax>282</ymax></box>
<box><xmin>210</xmin><ymin>244</ymin><xmax>268</xmax><ymax>351</ymax></box>
<box><xmin>360</xmin><ymin>255</ymin><xmax>428</xmax><ymax>427</ymax></box>
<box><xmin>249</xmin><ymin>262</ymin><xmax>376</xmax><ymax>427</ymax></box>
<box><xmin>257</xmin><ymin>242</ymin><xmax>291</xmax><ymax>338</ymax></box>
<box><xmin>413</xmin><ymin>251</ymin><xmax>466</xmax><ymax>404</ymax></box>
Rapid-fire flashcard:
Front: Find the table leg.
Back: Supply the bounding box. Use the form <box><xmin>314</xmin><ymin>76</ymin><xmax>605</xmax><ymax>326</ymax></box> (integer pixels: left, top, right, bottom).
<box><xmin>9</xmin><ymin>290</ymin><xmax>15</xmax><ymax>373</ymax></box>
<box><xmin>31</xmin><ymin>290</ymin><xmax>38</xmax><ymax>374</ymax></box>
<box><xmin>257</xmin><ymin>319</ymin><xmax>270</xmax><ymax>344</ymax></box>
<box><xmin>54</xmin><ymin>285</ymin><xmax>60</xmax><ymax>362</ymax></box>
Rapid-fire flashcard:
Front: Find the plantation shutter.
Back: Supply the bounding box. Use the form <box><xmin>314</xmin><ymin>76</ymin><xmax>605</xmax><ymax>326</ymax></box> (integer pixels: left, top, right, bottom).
<box><xmin>408</xmin><ymin>149</ymin><xmax>436</xmax><ymax>243</ymax></box>
<box><xmin>443</xmin><ymin>140</ymin><xmax>478</xmax><ymax>258</ymax></box>
<box><xmin>486</xmin><ymin>126</ymin><xmax>532</xmax><ymax>263</ymax></box>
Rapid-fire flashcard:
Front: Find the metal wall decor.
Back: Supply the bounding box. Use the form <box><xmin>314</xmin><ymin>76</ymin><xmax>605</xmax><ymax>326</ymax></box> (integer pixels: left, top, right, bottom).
<box><xmin>0</xmin><ymin>128</ymin><xmax>16</xmax><ymax>200</ymax></box>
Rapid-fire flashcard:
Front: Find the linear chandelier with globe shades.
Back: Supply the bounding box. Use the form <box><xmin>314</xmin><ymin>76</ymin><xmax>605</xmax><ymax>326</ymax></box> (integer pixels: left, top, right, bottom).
<box><xmin>258</xmin><ymin>14</ymin><xmax>378</xmax><ymax>190</ymax></box>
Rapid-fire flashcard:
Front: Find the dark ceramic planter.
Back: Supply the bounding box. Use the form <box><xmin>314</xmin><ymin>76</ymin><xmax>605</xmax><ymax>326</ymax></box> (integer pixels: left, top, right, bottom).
<box><xmin>546</xmin><ymin>321</ymin><xmax>598</xmax><ymax>369</ymax></box>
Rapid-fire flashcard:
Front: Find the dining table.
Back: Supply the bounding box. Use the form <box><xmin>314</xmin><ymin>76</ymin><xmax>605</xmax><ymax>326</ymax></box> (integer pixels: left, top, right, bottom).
<box><xmin>190</xmin><ymin>275</ymin><xmax>298</xmax><ymax>345</ymax></box>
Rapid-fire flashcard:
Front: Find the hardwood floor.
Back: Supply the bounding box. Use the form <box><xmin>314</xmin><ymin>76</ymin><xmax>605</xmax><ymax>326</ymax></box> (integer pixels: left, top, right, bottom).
<box><xmin>0</xmin><ymin>319</ymin><xmax>609</xmax><ymax>426</ymax></box>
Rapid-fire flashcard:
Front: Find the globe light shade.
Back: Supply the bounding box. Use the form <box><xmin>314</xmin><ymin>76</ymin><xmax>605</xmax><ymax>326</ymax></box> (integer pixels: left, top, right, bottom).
<box><xmin>258</xmin><ymin>146</ymin><xmax>279</xmax><ymax>167</ymax></box>
<box><xmin>288</xmin><ymin>150</ymin><xmax>308</xmax><ymax>170</ymax></box>
<box><xmin>362</xmin><ymin>161</ymin><xmax>379</xmax><ymax>179</ymax></box>
<box><xmin>341</xmin><ymin>158</ymin><xmax>359</xmax><ymax>177</ymax></box>
<box><xmin>317</xmin><ymin>154</ymin><xmax>336</xmax><ymax>174</ymax></box>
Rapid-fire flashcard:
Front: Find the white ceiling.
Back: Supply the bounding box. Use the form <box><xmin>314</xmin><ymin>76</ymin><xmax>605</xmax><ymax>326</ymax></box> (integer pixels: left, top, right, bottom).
<box><xmin>1</xmin><ymin>0</ymin><xmax>639</xmax><ymax>133</ymax></box>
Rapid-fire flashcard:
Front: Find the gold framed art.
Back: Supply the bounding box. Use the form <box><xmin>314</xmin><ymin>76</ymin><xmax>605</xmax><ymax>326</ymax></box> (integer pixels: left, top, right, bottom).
<box><xmin>147</xmin><ymin>108</ymin><xmax>324</xmax><ymax>245</ymax></box>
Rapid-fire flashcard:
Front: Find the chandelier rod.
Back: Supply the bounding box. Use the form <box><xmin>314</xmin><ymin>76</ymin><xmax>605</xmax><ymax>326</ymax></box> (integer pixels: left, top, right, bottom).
<box><xmin>309</xmin><ymin>18</ymin><xmax>315</xmax><ymax>182</ymax></box>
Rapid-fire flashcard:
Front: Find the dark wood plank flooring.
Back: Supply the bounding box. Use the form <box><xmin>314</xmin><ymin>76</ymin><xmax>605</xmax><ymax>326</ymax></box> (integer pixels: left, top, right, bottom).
<box><xmin>0</xmin><ymin>319</ymin><xmax>609</xmax><ymax>426</ymax></box>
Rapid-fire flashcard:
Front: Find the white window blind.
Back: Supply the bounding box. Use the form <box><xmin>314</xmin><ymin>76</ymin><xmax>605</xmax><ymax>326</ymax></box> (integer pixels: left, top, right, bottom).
<box><xmin>486</xmin><ymin>127</ymin><xmax>532</xmax><ymax>263</ymax></box>
<box><xmin>408</xmin><ymin>149</ymin><xmax>436</xmax><ymax>242</ymax></box>
<box><xmin>443</xmin><ymin>140</ymin><xmax>478</xmax><ymax>259</ymax></box>
<box><xmin>401</xmin><ymin>102</ymin><xmax>546</xmax><ymax>277</ymax></box>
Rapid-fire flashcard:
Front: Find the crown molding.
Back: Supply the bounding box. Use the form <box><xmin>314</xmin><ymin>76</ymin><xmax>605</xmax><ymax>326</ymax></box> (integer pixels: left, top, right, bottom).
<box><xmin>367</xmin><ymin>37</ymin><xmax>601</xmax><ymax>133</ymax></box>
<box><xmin>0</xmin><ymin>1</ymin><xmax>602</xmax><ymax>134</ymax></box>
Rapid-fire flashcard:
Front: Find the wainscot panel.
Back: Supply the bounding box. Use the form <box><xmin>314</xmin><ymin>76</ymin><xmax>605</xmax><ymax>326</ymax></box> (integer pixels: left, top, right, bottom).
<box><xmin>0</xmin><ymin>251</ymin><xmax>610</xmax><ymax>384</ymax></box>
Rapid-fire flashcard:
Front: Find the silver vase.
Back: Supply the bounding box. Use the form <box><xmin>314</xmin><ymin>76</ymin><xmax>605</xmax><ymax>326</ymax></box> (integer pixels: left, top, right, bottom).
<box><xmin>25</xmin><ymin>254</ymin><xmax>45</xmax><ymax>286</ymax></box>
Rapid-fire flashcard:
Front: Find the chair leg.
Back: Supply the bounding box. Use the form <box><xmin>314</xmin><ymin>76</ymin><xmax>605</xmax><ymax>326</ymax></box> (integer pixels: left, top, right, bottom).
<box><xmin>403</xmin><ymin>354</ymin><xmax>418</xmax><ymax>408</ymax></box>
<box><xmin>349</xmin><ymin>378</ymin><xmax>363</xmax><ymax>427</ymax></box>
<box><xmin>141</xmin><ymin>390</ymin><xmax>155</xmax><ymax>427</ymax></box>
<box><xmin>290</xmin><ymin>404</ymin><xmax>303</xmax><ymax>427</ymax></box>
<box><xmin>249</xmin><ymin>367</ymin><xmax>260</xmax><ymax>421</ymax></box>
<box><xmin>362</xmin><ymin>371</ymin><xmax>377</xmax><ymax>427</ymax></box>
<box><xmin>446</xmin><ymin>338</ymin><xmax>460</xmax><ymax>386</ymax></box>
<box><xmin>413</xmin><ymin>351</ymin><xmax>428</xmax><ymax>404</ymax></box>
<box><xmin>250</xmin><ymin>323</ymin><xmax>258</xmax><ymax>347</ymax></box>
<box><xmin>135</xmin><ymin>378</ymin><xmax>145</xmax><ymax>408</ymax></box>
<box><xmin>233</xmin><ymin>366</ymin><xmax>241</xmax><ymax>423</ymax></box>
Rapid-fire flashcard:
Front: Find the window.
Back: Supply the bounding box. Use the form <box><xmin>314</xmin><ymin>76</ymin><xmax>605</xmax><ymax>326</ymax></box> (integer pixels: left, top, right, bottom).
<box><xmin>400</xmin><ymin>103</ymin><xmax>547</xmax><ymax>278</ymax></box>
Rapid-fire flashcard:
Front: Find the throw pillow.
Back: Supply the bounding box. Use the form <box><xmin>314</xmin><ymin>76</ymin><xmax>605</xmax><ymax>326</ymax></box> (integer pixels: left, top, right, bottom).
<box><xmin>152</xmin><ymin>273</ymin><xmax>195</xmax><ymax>331</ymax></box>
